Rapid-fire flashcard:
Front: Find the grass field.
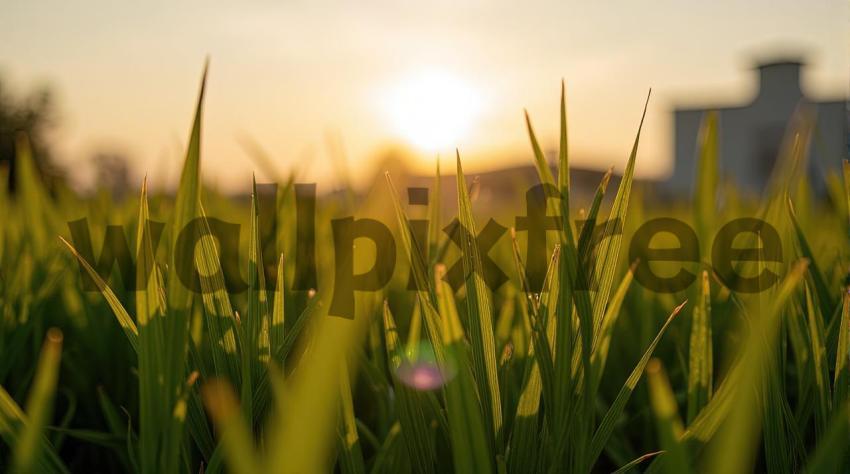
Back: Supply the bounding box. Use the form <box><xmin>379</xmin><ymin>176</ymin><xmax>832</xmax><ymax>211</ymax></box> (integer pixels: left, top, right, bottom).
<box><xmin>1</xmin><ymin>71</ymin><xmax>850</xmax><ymax>473</ymax></box>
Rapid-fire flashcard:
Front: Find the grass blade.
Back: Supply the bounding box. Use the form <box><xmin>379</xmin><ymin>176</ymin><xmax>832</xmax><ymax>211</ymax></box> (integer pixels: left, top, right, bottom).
<box><xmin>12</xmin><ymin>328</ymin><xmax>64</xmax><ymax>473</ymax></box>
<box><xmin>58</xmin><ymin>237</ymin><xmax>139</xmax><ymax>352</ymax></box>
<box><xmin>647</xmin><ymin>359</ymin><xmax>693</xmax><ymax>474</ymax></box>
<box><xmin>168</xmin><ymin>60</ymin><xmax>207</xmax><ymax>312</ymax></box>
<box><xmin>686</xmin><ymin>271</ymin><xmax>713</xmax><ymax>424</ymax></box>
<box><xmin>576</xmin><ymin>168</ymin><xmax>612</xmax><ymax>263</ymax></box>
<box><xmin>195</xmin><ymin>204</ymin><xmax>241</xmax><ymax>386</ymax></box>
<box><xmin>0</xmin><ymin>386</ymin><xmax>68</xmax><ymax>474</ymax></box>
<box><xmin>134</xmin><ymin>177</ymin><xmax>172</xmax><ymax>471</ymax></box>
<box><xmin>805</xmin><ymin>402</ymin><xmax>850</xmax><ymax>473</ymax></box>
<box><xmin>337</xmin><ymin>361</ymin><xmax>366</xmax><ymax>474</ymax></box>
<box><xmin>590</xmin><ymin>90</ymin><xmax>651</xmax><ymax>336</ymax></box>
<box><xmin>385</xmin><ymin>173</ymin><xmax>446</xmax><ymax>370</ymax></box>
<box><xmin>435</xmin><ymin>265</ymin><xmax>495</xmax><ymax>473</ymax></box>
<box><xmin>455</xmin><ymin>152</ymin><xmax>503</xmax><ymax>449</ymax></box>
<box><xmin>202</xmin><ymin>380</ymin><xmax>261</xmax><ymax>474</ymax></box>
<box><xmin>804</xmin><ymin>281</ymin><xmax>832</xmax><ymax>435</ymax></box>
<box><xmin>267</xmin><ymin>297</ymin><xmax>370</xmax><ymax>473</ymax></box>
<box><xmin>588</xmin><ymin>299</ymin><xmax>686</xmax><ymax>469</ymax></box>
<box><xmin>382</xmin><ymin>302</ymin><xmax>437</xmax><ymax>474</ymax></box>
<box><xmin>835</xmin><ymin>294</ymin><xmax>850</xmax><ymax>405</ymax></box>
<box><xmin>788</xmin><ymin>198</ymin><xmax>834</xmax><ymax>324</ymax></box>
<box><xmin>612</xmin><ymin>451</ymin><xmax>665</xmax><ymax>474</ymax></box>
<box><xmin>693</xmin><ymin>111</ymin><xmax>719</xmax><ymax>257</ymax></box>
<box><xmin>589</xmin><ymin>261</ymin><xmax>636</xmax><ymax>395</ymax></box>
<box><xmin>558</xmin><ymin>81</ymin><xmax>570</xmax><ymax>202</ymax></box>
<box><xmin>524</xmin><ymin>110</ymin><xmax>556</xmax><ymax>189</ymax></box>
<box><xmin>13</xmin><ymin>134</ymin><xmax>53</xmax><ymax>254</ymax></box>
<box><xmin>248</xmin><ymin>176</ymin><xmax>271</xmax><ymax>371</ymax></box>
<box><xmin>428</xmin><ymin>157</ymin><xmax>441</xmax><ymax>266</ymax></box>
<box><xmin>705</xmin><ymin>260</ymin><xmax>809</xmax><ymax>474</ymax></box>
<box><xmin>507</xmin><ymin>245</ymin><xmax>561</xmax><ymax>472</ymax></box>
<box><xmin>271</xmin><ymin>253</ymin><xmax>286</xmax><ymax>360</ymax></box>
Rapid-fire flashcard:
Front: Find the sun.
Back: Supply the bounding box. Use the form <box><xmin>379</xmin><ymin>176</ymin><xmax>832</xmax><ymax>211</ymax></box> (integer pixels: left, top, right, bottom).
<box><xmin>383</xmin><ymin>70</ymin><xmax>482</xmax><ymax>152</ymax></box>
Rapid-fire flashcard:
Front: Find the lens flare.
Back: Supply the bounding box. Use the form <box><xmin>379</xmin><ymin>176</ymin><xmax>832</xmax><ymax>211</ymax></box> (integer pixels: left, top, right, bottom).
<box><xmin>393</xmin><ymin>341</ymin><xmax>455</xmax><ymax>391</ymax></box>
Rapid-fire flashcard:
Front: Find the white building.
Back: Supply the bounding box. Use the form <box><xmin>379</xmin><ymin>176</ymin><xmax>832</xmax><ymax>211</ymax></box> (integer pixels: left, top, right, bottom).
<box><xmin>668</xmin><ymin>59</ymin><xmax>847</xmax><ymax>195</ymax></box>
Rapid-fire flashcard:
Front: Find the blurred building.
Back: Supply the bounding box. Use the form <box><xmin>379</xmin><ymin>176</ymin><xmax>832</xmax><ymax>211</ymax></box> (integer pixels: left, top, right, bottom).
<box><xmin>667</xmin><ymin>59</ymin><xmax>848</xmax><ymax>195</ymax></box>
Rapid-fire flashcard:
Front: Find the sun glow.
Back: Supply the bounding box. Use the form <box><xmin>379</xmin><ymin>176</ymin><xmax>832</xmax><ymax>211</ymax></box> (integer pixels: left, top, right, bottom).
<box><xmin>383</xmin><ymin>70</ymin><xmax>482</xmax><ymax>152</ymax></box>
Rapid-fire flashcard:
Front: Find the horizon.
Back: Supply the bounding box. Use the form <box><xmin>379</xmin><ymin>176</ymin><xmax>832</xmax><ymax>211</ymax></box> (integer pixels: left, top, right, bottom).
<box><xmin>2</xmin><ymin>0</ymin><xmax>848</xmax><ymax>193</ymax></box>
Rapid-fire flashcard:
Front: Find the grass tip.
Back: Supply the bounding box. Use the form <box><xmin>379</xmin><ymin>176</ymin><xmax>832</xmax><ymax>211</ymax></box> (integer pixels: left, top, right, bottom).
<box><xmin>671</xmin><ymin>299</ymin><xmax>688</xmax><ymax>317</ymax></box>
<box><xmin>647</xmin><ymin>358</ymin><xmax>662</xmax><ymax>374</ymax></box>
<box><xmin>46</xmin><ymin>327</ymin><xmax>63</xmax><ymax>344</ymax></box>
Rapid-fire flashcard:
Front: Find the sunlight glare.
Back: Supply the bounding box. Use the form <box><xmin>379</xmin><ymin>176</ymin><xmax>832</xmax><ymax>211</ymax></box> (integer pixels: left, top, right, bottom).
<box><xmin>384</xmin><ymin>70</ymin><xmax>482</xmax><ymax>152</ymax></box>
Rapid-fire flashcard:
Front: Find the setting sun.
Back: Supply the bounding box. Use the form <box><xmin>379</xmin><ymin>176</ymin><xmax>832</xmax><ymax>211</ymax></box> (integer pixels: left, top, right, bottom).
<box><xmin>383</xmin><ymin>70</ymin><xmax>482</xmax><ymax>152</ymax></box>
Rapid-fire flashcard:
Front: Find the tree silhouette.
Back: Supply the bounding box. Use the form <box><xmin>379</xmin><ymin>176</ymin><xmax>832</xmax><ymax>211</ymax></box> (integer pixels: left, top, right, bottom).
<box><xmin>0</xmin><ymin>78</ymin><xmax>58</xmax><ymax>192</ymax></box>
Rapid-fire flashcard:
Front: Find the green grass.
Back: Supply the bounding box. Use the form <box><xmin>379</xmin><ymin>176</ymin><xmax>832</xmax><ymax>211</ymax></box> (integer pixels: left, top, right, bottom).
<box><xmin>1</xmin><ymin>69</ymin><xmax>849</xmax><ymax>473</ymax></box>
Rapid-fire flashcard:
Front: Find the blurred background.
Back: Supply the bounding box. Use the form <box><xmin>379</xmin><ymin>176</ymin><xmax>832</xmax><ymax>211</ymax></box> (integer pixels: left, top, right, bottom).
<box><xmin>0</xmin><ymin>0</ymin><xmax>848</xmax><ymax>195</ymax></box>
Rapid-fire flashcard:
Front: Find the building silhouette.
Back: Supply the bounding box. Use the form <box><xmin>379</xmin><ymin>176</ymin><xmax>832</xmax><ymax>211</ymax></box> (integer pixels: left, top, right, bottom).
<box><xmin>668</xmin><ymin>59</ymin><xmax>848</xmax><ymax>195</ymax></box>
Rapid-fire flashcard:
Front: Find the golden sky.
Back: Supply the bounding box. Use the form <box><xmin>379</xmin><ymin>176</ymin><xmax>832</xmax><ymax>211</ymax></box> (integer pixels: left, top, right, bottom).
<box><xmin>1</xmin><ymin>0</ymin><xmax>848</xmax><ymax>192</ymax></box>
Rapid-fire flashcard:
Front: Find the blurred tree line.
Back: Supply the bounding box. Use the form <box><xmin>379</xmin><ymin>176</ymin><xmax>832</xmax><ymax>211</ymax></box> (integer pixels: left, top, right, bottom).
<box><xmin>0</xmin><ymin>77</ymin><xmax>60</xmax><ymax>192</ymax></box>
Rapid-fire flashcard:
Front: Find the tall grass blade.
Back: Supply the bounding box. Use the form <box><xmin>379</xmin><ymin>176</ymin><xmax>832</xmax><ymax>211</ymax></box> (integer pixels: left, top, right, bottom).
<box><xmin>134</xmin><ymin>177</ymin><xmax>173</xmax><ymax>472</ymax></box>
<box><xmin>428</xmin><ymin>157</ymin><xmax>441</xmax><ymax>266</ymax></box>
<box><xmin>0</xmin><ymin>386</ymin><xmax>68</xmax><ymax>473</ymax></box>
<box><xmin>382</xmin><ymin>302</ymin><xmax>437</xmax><ymax>474</ymax></box>
<box><xmin>693</xmin><ymin>111</ymin><xmax>718</xmax><ymax>256</ymax></box>
<box><xmin>576</xmin><ymin>168</ymin><xmax>612</xmax><ymax>262</ymax></box>
<box><xmin>835</xmin><ymin>294</ymin><xmax>850</xmax><ymax>405</ymax></box>
<box><xmin>202</xmin><ymin>380</ymin><xmax>261</xmax><ymax>474</ymax></box>
<box><xmin>271</xmin><ymin>253</ymin><xmax>286</xmax><ymax>359</ymax></box>
<box><xmin>337</xmin><ymin>361</ymin><xmax>366</xmax><ymax>474</ymax></box>
<box><xmin>590</xmin><ymin>262</ymin><xmax>636</xmax><ymax>395</ymax></box>
<box><xmin>385</xmin><ymin>173</ymin><xmax>446</xmax><ymax>367</ymax></box>
<box><xmin>524</xmin><ymin>111</ymin><xmax>556</xmax><ymax>189</ymax></box>
<box><xmin>252</xmin><ymin>294</ymin><xmax>319</xmax><ymax>415</ymax></box>
<box><xmin>687</xmin><ymin>271</ymin><xmax>713</xmax><ymax>424</ymax></box>
<box><xmin>58</xmin><ymin>237</ymin><xmax>139</xmax><ymax>352</ymax></box>
<box><xmin>455</xmin><ymin>152</ymin><xmax>503</xmax><ymax>448</ymax></box>
<box><xmin>248</xmin><ymin>176</ymin><xmax>271</xmax><ymax>371</ymax></box>
<box><xmin>612</xmin><ymin>451</ymin><xmax>664</xmax><ymax>474</ymax></box>
<box><xmin>12</xmin><ymin>328</ymin><xmax>64</xmax><ymax>473</ymax></box>
<box><xmin>195</xmin><ymin>204</ymin><xmax>241</xmax><ymax>386</ymax></box>
<box><xmin>13</xmin><ymin>134</ymin><xmax>52</xmax><ymax>254</ymax></box>
<box><xmin>168</xmin><ymin>61</ymin><xmax>207</xmax><ymax>312</ymax></box>
<box><xmin>804</xmin><ymin>282</ymin><xmax>832</xmax><ymax>435</ymax></box>
<box><xmin>705</xmin><ymin>260</ymin><xmax>809</xmax><ymax>474</ymax></box>
<box><xmin>507</xmin><ymin>244</ymin><xmax>561</xmax><ymax>472</ymax></box>
<box><xmin>266</xmin><ymin>290</ymin><xmax>370</xmax><ymax>473</ymax></box>
<box><xmin>558</xmin><ymin>81</ymin><xmax>570</xmax><ymax>202</ymax></box>
<box><xmin>588</xmin><ymin>299</ymin><xmax>685</xmax><ymax>470</ymax></box>
<box><xmin>435</xmin><ymin>265</ymin><xmax>495</xmax><ymax>473</ymax></box>
<box><xmin>647</xmin><ymin>359</ymin><xmax>693</xmax><ymax>474</ymax></box>
<box><xmin>788</xmin><ymin>198</ymin><xmax>834</xmax><ymax>322</ymax></box>
<box><xmin>590</xmin><ymin>90</ymin><xmax>650</xmax><ymax>335</ymax></box>
<box><xmin>804</xmin><ymin>402</ymin><xmax>850</xmax><ymax>473</ymax></box>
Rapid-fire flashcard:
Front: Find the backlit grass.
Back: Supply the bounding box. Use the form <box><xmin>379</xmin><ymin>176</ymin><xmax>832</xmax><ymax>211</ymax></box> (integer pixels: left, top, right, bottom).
<box><xmin>1</xmin><ymin>71</ymin><xmax>849</xmax><ymax>473</ymax></box>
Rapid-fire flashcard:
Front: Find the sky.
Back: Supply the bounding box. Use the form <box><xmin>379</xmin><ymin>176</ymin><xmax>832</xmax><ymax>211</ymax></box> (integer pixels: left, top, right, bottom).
<box><xmin>1</xmin><ymin>0</ymin><xmax>848</xmax><ymax>192</ymax></box>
